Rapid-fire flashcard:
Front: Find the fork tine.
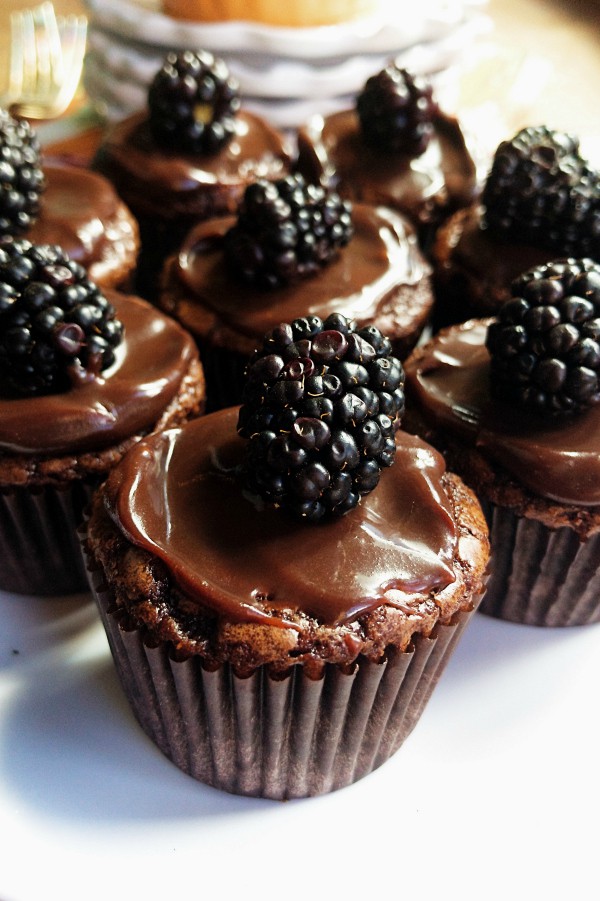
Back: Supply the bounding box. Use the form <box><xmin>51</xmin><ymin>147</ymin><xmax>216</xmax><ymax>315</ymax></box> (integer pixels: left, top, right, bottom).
<box><xmin>40</xmin><ymin>2</ymin><xmax>65</xmax><ymax>86</ymax></box>
<box><xmin>32</xmin><ymin>4</ymin><xmax>53</xmax><ymax>98</ymax></box>
<box><xmin>35</xmin><ymin>2</ymin><xmax>64</xmax><ymax>91</ymax></box>
<box><xmin>45</xmin><ymin>14</ymin><xmax>88</xmax><ymax>117</ymax></box>
<box><xmin>8</xmin><ymin>13</ymin><xmax>25</xmax><ymax>101</ymax></box>
<box><xmin>19</xmin><ymin>10</ymin><xmax>38</xmax><ymax>99</ymax></box>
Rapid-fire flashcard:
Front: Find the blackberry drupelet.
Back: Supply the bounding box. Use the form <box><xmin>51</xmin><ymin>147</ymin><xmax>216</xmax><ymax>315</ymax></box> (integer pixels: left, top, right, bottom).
<box><xmin>237</xmin><ymin>313</ymin><xmax>405</xmax><ymax>520</ymax></box>
<box><xmin>481</xmin><ymin>126</ymin><xmax>600</xmax><ymax>257</ymax></box>
<box><xmin>224</xmin><ymin>174</ymin><xmax>353</xmax><ymax>289</ymax></box>
<box><xmin>356</xmin><ymin>65</ymin><xmax>437</xmax><ymax>157</ymax></box>
<box><xmin>486</xmin><ymin>258</ymin><xmax>600</xmax><ymax>415</ymax></box>
<box><xmin>0</xmin><ymin>108</ymin><xmax>45</xmax><ymax>237</ymax></box>
<box><xmin>148</xmin><ymin>50</ymin><xmax>241</xmax><ymax>155</ymax></box>
<box><xmin>0</xmin><ymin>239</ymin><xmax>124</xmax><ymax>397</ymax></box>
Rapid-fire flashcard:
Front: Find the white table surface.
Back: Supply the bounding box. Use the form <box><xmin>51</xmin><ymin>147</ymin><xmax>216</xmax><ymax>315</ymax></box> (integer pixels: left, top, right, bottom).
<box><xmin>1</xmin><ymin>587</ymin><xmax>599</xmax><ymax>901</ymax></box>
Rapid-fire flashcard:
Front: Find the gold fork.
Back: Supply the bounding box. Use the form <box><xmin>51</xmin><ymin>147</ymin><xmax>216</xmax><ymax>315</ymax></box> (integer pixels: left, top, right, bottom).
<box><xmin>2</xmin><ymin>2</ymin><xmax>88</xmax><ymax>120</ymax></box>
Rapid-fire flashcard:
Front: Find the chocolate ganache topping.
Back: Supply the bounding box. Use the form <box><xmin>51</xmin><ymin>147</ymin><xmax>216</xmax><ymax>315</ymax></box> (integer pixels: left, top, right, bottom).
<box><xmin>27</xmin><ymin>163</ymin><xmax>137</xmax><ymax>281</ymax></box>
<box><xmin>296</xmin><ymin>109</ymin><xmax>477</xmax><ymax>229</ymax></box>
<box><xmin>172</xmin><ymin>203</ymin><xmax>428</xmax><ymax>341</ymax></box>
<box><xmin>94</xmin><ymin>109</ymin><xmax>291</xmax><ymax>219</ymax></box>
<box><xmin>405</xmin><ymin>320</ymin><xmax>600</xmax><ymax>506</ymax></box>
<box><xmin>0</xmin><ymin>290</ymin><xmax>197</xmax><ymax>455</ymax></box>
<box><xmin>105</xmin><ymin>407</ymin><xmax>458</xmax><ymax>628</ymax></box>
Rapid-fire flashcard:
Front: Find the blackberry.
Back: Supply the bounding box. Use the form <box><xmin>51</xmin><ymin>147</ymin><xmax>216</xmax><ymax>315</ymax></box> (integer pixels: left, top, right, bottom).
<box><xmin>481</xmin><ymin>126</ymin><xmax>600</xmax><ymax>257</ymax></box>
<box><xmin>356</xmin><ymin>65</ymin><xmax>437</xmax><ymax>157</ymax></box>
<box><xmin>237</xmin><ymin>313</ymin><xmax>405</xmax><ymax>521</ymax></box>
<box><xmin>148</xmin><ymin>50</ymin><xmax>241</xmax><ymax>155</ymax></box>
<box><xmin>0</xmin><ymin>108</ymin><xmax>45</xmax><ymax>236</ymax></box>
<box><xmin>486</xmin><ymin>258</ymin><xmax>600</xmax><ymax>415</ymax></box>
<box><xmin>0</xmin><ymin>239</ymin><xmax>124</xmax><ymax>397</ymax></box>
<box><xmin>224</xmin><ymin>174</ymin><xmax>353</xmax><ymax>288</ymax></box>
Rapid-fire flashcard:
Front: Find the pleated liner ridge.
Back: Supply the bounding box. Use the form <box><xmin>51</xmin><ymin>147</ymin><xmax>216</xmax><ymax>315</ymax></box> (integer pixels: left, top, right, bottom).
<box><xmin>86</xmin><ymin>553</ymin><xmax>482</xmax><ymax>799</ymax></box>
<box><xmin>479</xmin><ymin>501</ymin><xmax>600</xmax><ymax>627</ymax></box>
<box><xmin>0</xmin><ymin>481</ymin><xmax>96</xmax><ymax>595</ymax></box>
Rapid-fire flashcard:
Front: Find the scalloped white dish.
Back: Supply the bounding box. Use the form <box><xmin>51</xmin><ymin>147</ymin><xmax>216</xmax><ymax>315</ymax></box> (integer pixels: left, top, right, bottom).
<box><xmin>86</xmin><ymin>13</ymin><xmax>487</xmax><ymax>100</ymax></box>
<box><xmin>83</xmin><ymin>0</ymin><xmax>484</xmax><ymax>59</ymax></box>
<box><xmin>83</xmin><ymin>9</ymin><xmax>490</xmax><ymax>125</ymax></box>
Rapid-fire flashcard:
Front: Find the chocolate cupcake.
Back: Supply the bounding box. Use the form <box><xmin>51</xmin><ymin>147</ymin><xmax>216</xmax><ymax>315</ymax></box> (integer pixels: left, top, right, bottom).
<box><xmin>159</xmin><ymin>174</ymin><xmax>434</xmax><ymax>410</ymax></box>
<box><xmin>404</xmin><ymin>258</ymin><xmax>600</xmax><ymax>627</ymax></box>
<box><xmin>296</xmin><ymin>65</ymin><xmax>478</xmax><ymax>249</ymax></box>
<box><xmin>92</xmin><ymin>50</ymin><xmax>292</xmax><ymax>299</ymax></box>
<box><xmin>0</xmin><ymin>108</ymin><xmax>139</xmax><ymax>290</ymax></box>
<box><xmin>0</xmin><ymin>239</ymin><xmax>205</xmax><ymax>596</ymax></box>
<box><xmin>28</xmin><ymin>162</ymin><xmax>140</xmax><ymax>291</ymax></box>
<box><xmin>432</xmin><ymin>126</ymin><xmax>600</xmax><ymax>328</ymax></box>
<box><xmin>83</xmin><ymin>314</ymin><xmax>489</xmax><ymax>799</ymax></box>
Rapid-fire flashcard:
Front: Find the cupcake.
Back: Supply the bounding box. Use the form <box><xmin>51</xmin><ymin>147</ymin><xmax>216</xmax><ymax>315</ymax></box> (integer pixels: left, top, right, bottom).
<box><xmin>0</xmin><ymin>239</ymin><xmax>205</xmax><ymax>596</ymax></box>
<box><xmin>296</xmin><ymin>65</ymin><xmax>478</xmax><ymax>249</ymax></box>
<box><xmin>92</xmin><ymin>50</ymin><xmax>292</xmax><ymax>299</ymax></box>
<box><xmin>404</xmin><ymin>257</ymin><xmax>600</xmax><ymax>627</ymax></box>
<box><xmin>83</xmin><ymin>313</ymin><xmax>489</xmax><ymax>799</ymax></box>
<box><xmin>431</xmin><ymin>126</ymin><xmax>600</xmax><ymax>328</ymax></box>
<box><xmin>28</xmin><ymin>162</ymin><xmax>140</xmax><ymax>291</ymax></box>
<box><xmin>162</xmin><ymin>0</ymin><xmax>380</xmax><ymax>26</ymax></box>
<box><xmin>0</xmin><ymin>108</ymin><xmax>139</xmax><ymax>290</ymax></box>
<box><xmin>159</xmin><ymin>174</ymin><xmax>434</xmax><ymax>410</ymax></box>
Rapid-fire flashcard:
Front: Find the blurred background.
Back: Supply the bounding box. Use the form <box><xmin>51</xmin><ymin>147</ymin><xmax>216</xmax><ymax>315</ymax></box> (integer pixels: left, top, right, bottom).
<box><xmin>1</xmin><ymin>0</ymin><xmax>599</xmax><ymax>154</ymax></box>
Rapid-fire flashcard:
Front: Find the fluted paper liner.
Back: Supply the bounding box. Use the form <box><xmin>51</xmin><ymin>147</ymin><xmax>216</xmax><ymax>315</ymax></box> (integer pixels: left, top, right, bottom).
<box><xmin>479</xmin><ymin>501</ymin><xmax>600</xmax><ymax>627</ymax></box>
<box><xmin>0</xmin><ymin>481</ymin><xmax>96</xmax><ymax>595</ymax></box>
<box><xmin>86</xmin><ymin>552</ymin><xmax>482</xmax><ymax>799</ymax></box>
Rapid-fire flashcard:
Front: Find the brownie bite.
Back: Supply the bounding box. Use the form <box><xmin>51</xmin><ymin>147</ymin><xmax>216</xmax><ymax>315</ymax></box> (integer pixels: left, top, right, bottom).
<box><xmin>28</xmin><ymin>162</ymin><xmax>139</xmax><ymax>291</ymax></box>
<box><xmin>431</xmin><ymin>126</ymin><xmax>600</xmax><ymax>328</ymax></box>
<box><xmin>159</xmin><ymin>174</ymin><xmax>434</xmax><ymax>410</ymax></box>
<box><xmin>0</xmin><ymin>108</ymin><xmax>139</xmax><ymax>291</ymax></box>
<box><xmin>84</xmin><ymin>315</ymin><xmax>489</xmax><ymax>798</ymax></box>
<box><xmin>0</xmin><ymin>239</ymin><xmax>205</xmax><ymax>595</ymax></box>
<box><xmin>92</xmin><ymin>50</ymin><xmax>292</xmax><ymax>299</ymax></box>
<box><xmin>296</xmin><ymin>65</ymin><xmax>478</xmax><ymax>250</ymax></box>
<box><xmin>404</xmin><ymin>257</ymin><xmax>600</xmax><ymax>626</ymax></box>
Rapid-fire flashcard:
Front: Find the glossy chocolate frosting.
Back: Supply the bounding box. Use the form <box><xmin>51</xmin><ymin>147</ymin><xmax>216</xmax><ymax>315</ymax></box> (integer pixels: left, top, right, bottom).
<box><xmin>105</xmin><ymin>407</ymin><xmax>458</xmax><ymax>628</ymax></box>
<box><xmin>0</xmin><ymin>291</ymin><xmax>198</xmax><ymax>455</ymax></box>
<box><xmin>405</xmin><ymin>319</ymin><xmax>600</xmax><ymax>506</ymax></box>
<box><xmin>27</xmin><ymin>162</ymin><xmax>138</xmax><ymax>287</ymax></box>
<box><xmin>94</xmin><ymin>110</ymin><xmax>292</xmax><ymax>219</ymax></box>
<box><xmin>167</xmin><ymin>203</ymin><xmax>431</xmax><ymax>345</ymax></box>
<box><xmin>296</xmin><ymin>110</ymin><xmax>477</xmax><ymax>230</ymax></box>
<box><xmin>433</xmin><ymin>205</ymin><xmax>554</xmax><ymax>318</ymax></box>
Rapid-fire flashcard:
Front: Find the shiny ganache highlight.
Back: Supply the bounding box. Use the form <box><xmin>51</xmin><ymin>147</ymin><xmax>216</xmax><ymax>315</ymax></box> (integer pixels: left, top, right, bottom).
<box><xmin>105</xmin><ymin>407</ymin><xmax>458</xmax><ymax>628</ymax></box>
<box><xmin>27</xmin><ymin>163</ymin><xmax>138</xmax><ymax>287</ymax></box>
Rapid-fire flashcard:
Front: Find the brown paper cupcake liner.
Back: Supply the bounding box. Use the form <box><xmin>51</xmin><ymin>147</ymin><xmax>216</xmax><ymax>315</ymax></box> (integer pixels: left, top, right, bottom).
<box><xmin>85</xmin><ymin>550</ymin><xmax>481</xmax><ymax>799</ymax></box>
<box><xmin>479</xmin><ymin>501</ymin><xmax>600</xmax><ymax>627</ymax></box>
<box><xmin>0</xmin><ymin>480</ymin><xmax>96</xmax><ymax>595</ymax></box>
